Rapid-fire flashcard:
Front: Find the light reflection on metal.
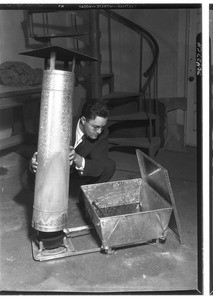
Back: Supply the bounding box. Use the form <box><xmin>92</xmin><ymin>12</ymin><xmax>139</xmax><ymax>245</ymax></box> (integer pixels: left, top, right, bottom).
<box><xmin>81</xmin><ymin>149</ymin><xmax>182</xmax><ymax>252</ymax></box>
<box><xmin>32</xmin><ymin>69</ymin><xmax>74</xmax><ymax>232</ymax></box>
<box><xmin>136</xmin><ymin>149</ymin><xmax>182</xmax><ymax>243</ymax></box>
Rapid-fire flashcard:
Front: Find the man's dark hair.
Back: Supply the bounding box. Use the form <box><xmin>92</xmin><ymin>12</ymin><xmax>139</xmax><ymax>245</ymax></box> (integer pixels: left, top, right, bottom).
<box><xmin>81</xmin><ymin>99</ymin><xmax>109</xmax><ymax>120</ymax></box>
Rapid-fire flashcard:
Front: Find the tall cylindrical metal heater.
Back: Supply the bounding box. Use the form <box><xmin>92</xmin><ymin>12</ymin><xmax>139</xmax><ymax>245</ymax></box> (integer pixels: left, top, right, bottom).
<box><xmin>32</xmin><ymin>68</ymin><xmax>74</xmax><ymax>232</ymax></box>
<box><xmin>20</xmin><ymin>46</ymin><xmax>100</xmax><ymax>258</ymax></box>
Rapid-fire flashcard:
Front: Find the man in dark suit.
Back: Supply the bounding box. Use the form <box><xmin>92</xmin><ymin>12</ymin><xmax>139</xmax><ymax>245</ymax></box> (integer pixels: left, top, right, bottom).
<box><xmin>30</xmin><ymin>99</ymin><xmax>116</xmax><ymax>185</ymax></box>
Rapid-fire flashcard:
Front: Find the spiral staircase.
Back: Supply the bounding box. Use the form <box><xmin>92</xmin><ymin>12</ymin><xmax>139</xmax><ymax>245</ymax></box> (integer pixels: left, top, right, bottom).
<box><xmin>25</xmin><ymin>9</ymin><xmax>160</xmax><ymax>157</ymax></box>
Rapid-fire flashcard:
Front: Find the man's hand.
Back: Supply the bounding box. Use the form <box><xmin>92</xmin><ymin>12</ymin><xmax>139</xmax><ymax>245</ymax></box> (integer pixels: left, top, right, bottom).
<box><xmin>30</xmin><ymin>152</ymin><xmax>38</xmax><ymax>173</ymax></box>
<box><xmin>69</xmin><ymin>146</ymin><xmax>83</xmax><ymax>168</ymax></box>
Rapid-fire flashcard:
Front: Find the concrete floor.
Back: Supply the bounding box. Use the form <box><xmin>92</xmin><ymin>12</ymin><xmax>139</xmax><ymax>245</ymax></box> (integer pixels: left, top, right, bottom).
<box><xmin>0</xmin><ymin>145</ymin><xmax>199</xmax><ymax>294</ymax></box>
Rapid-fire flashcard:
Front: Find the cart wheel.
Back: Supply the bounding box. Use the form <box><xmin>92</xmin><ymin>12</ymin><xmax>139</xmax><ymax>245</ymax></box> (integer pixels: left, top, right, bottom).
<box><xmin>105</xmin><ymin>247</ymin><xmax>114</xmax><ymax>255</ymax></box>
<box><xmin>101</xmin><ymin>246</ymin><xmax>114</xmax><ymax>254</ymax></box>
<box><xmin>159</xmin><ymin>237</ymin><xmax>166</xmax><ymax>244</ymax></box>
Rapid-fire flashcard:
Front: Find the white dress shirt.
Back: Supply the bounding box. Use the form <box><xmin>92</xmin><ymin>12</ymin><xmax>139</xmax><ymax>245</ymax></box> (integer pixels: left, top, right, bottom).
<box><xmin>73</xmin><ymin>119</ymin><xmax>85</xmax><ymax>172</ymax></box>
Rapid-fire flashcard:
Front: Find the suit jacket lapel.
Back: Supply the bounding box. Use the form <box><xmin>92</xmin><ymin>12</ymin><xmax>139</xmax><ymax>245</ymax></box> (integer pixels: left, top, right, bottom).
<box><xmin>76</xmin><ymin>137</ymin><xmax>95</xmax><ymax>158</ymax></box>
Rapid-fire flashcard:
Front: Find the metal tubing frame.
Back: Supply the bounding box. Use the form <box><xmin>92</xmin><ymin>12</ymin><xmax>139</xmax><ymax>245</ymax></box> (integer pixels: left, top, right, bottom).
<box><xmin>32</xmin><ymin>225</ymin><xmax>101</xmax><ymax>261</ymax></box>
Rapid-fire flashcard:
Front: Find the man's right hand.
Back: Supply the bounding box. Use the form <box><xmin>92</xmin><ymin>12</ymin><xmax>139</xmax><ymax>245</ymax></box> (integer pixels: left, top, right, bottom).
<box><xmin>30</xmin><ymin>152</ymin><xmax>38</xmax><ymax>173</ymax></box>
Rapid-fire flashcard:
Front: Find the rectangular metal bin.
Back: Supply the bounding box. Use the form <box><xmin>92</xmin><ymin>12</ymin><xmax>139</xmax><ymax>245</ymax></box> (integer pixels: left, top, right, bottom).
<box><xmin>80</xmin><ymin>149</ymin><xmax>182</xmax><ymax>253</ymax></box>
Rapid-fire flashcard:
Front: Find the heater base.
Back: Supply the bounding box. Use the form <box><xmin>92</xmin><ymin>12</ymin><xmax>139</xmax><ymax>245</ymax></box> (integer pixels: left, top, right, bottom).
<box><xmin>31</xmin><ymin>225</ymin><xmax>101</xmax><ymax>261</ymax></box>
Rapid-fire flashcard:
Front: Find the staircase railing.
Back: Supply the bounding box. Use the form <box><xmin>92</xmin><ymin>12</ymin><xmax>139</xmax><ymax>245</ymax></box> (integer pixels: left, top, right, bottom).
<box><xmin>100</xmin><ymin>9</ymin><xmax>160</xmax><ymax>139</ymax></box>
<box><xmin>100</xmin><ymin>9</ymin><xmax>159</xmax><ymax>92</ymax></box>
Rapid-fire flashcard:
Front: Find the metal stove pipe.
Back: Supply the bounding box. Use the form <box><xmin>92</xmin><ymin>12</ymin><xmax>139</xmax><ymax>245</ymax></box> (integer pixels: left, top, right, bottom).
<box><xmin>32</xmin><ymin>68</ymin><xmax>74</xmax><ymax>232</ymax></box>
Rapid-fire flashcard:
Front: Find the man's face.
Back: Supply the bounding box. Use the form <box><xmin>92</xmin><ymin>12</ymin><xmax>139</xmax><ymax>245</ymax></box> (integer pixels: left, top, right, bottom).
<box><xmin>81</xmin><ymin>116</ymin><xmax>108</xmax><ymax>140</ymax></box>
